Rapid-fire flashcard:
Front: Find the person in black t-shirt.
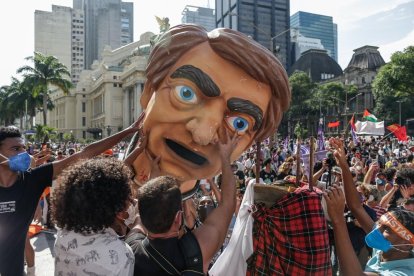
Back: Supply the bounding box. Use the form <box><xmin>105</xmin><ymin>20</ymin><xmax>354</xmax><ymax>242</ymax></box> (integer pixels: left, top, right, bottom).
<box><xmin>260</xmin><ymin>158</ymin><xmax>277</xmax><ymax>184</ymax></box>
<box><xmin>0</xmin><ymin>117</ymin><xmax>143</xmax><ymax>276</ymax></box>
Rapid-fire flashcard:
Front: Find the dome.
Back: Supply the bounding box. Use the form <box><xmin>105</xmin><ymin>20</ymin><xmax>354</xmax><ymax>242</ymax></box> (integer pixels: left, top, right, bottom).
<box><xmin>288</xmin><ymin>49</ymin><xmax>343</xmax><ymax>82</ymax></box>
<box><xmin>345</xmin><ymin>46</ymin><xmax>385</xmax><ymax>72</ymax></box>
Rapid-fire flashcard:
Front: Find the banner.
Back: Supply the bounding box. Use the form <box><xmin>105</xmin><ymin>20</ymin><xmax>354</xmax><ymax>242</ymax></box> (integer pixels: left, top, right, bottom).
<box><xmin>355</xmin><ymin>120</ymin><xmax>384</xmax><ymax>135</ymax></box>
<box><xmin>293</xmin><ymin>144</ymin><xmax>310</xmax><ymax>155</ymax></box>
<box><xmin>302</xmin><ymin>150</ymin><xmax>328</xmax><ymax>178</ymax></box>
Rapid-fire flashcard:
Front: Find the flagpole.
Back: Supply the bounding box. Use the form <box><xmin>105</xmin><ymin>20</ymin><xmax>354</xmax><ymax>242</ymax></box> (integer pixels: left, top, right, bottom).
<box><xmin>380</xmin><ymin>129</ymin><xmax>399</xmax><ymax>141</ymax></box>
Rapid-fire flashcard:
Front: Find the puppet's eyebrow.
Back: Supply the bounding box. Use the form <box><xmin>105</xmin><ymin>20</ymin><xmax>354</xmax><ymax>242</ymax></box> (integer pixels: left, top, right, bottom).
<box><xmin>170</xmin><ymin>65</ymin><xmax>220</xmax><ymax>97</ymax></box>
<box><xmin>227</xmin><ymin>97</ymin><xmax>263</xmax><ymax>131</ymax></box>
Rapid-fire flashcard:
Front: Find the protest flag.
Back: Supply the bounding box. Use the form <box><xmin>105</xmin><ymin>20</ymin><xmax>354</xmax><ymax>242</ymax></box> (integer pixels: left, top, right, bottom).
<box><xmin>317</xmin><ymin>117</ymin><xmax>325</xmax><ymax>150</ymax></box>
<box><xmin>386</xmin><ymin>124</ymin><xmax>408</xmax><ymax>141</ymax></box>
<box><xmin>363</xmin><ymin>109</ymin><xmax>378</xmax><ymax>122</ymax></box>
<box><xmin>349</xmin><ymin>114</ymin><xmax>359</xmax><ymax>144</ymax></box>
<box><xmin>328</xmin><ymin>121</ymin><xmax>340</xmax><ymax>128</ymax></box>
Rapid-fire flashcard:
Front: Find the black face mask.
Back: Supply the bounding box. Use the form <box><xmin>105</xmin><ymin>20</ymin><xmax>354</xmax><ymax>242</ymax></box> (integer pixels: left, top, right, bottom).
<box><xmin>198</xmin><ymin>203</ymin><xmax>215</xmax><ymax>223</ymax></box>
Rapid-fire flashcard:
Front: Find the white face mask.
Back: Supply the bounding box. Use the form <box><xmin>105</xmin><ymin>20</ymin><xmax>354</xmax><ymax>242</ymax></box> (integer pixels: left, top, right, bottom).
<box><xmin>124</xmin><ymin>201</ymin><xmax>137</xmax><ymax>227</ymax></box>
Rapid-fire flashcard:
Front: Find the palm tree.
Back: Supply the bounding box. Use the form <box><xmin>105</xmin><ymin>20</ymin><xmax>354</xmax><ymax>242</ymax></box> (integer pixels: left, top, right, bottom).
<box><xmin>17</xmin><ymin>52</ymin><xmax>73</xmax><ymax>125</ymax></box>
<box><xmin>0</xmin><ymin>85</ymin><xmax>17</xmax><ymax>126</ymax></box>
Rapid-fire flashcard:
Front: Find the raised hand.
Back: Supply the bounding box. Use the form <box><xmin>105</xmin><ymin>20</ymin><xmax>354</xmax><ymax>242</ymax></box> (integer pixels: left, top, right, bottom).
<box><xmin>124</xmin><ymin>135</ymin><xmax>148</xmax><ymax>168</ymax></box>
<box><xmin>148</xmin><ymin>154</ymin><xmax>161</xmax><ymax>180</ymax></box>
<box><xmin>329</xmin><ymin>137</ymin><xmax>347</xmax><ymax>166</ymax></box>
<box><xmin>218</xmin><ymin>128</ymin><xmax>240</xmax><ymax>162</ymax></box>
<box><xmin>323</xmin><ymin>184</ymin><xmax>346</xmax><ymax>224</ymax></box>
<box><xmin>126</xmin><ymin>111</ymin><xmax>145</xmax><ymax>133</ymax></box>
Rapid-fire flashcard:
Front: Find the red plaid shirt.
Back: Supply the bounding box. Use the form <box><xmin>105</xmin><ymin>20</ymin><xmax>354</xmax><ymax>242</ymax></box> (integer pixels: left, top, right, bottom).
<box><xmin>246</xmin><ymin>185</ymin><xmax>332</xmax><ymax>275</ymax></box>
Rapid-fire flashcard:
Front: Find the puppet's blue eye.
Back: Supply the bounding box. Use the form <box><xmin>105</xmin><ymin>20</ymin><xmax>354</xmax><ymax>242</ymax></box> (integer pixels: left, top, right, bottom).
<box><xmin>174</xmin><ymin>85</ymin><xmax>197</xmax><ymax>104</ymax></box>
<box><xmin>226</xmin><ymin>116</ymin><xmax>249</xmax><ymax>133</ymax></box>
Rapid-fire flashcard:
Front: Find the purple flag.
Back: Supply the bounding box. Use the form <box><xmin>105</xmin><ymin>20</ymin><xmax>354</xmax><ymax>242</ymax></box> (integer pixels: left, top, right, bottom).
<box><xmin>351</xmin><ymin>127</ymin><xmax>359</xmax><ymax>144</ymax></box>
<box><xmin>317</xmin><ymin>118</ymin><xmax>325</xmax><ymax>150</ymax></box>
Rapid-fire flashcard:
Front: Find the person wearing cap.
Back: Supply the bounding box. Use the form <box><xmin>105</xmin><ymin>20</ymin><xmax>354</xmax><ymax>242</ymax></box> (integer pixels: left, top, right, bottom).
<box><xmin>326</xmin><ymin>138</ymin><xmax>414</xmax><ymax>275</ymax></box>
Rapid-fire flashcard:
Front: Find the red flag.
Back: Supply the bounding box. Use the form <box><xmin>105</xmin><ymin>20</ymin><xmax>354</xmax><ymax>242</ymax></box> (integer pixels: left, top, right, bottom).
<box><xmin>386</xmin><ymin>124</ymin><xmax>401</xmax><ymax>133</ymax></box>
<box><xmin>328</xmin><ymin>121</ymin><xmax>340</xmax><ymax>128</ymax></box>
<box><xmin>386</xmin><ymin>124</ymin><xmax>408</xmax><ymax>141</ymax></box>
<box><xmin>395</xmin><ymin>126</ymin><xmax>408</xmax><ymax>141</ymax></box>
<box><xmin>349</xmin><ymin>114</ymin><xmax>356</xmax><ymax>131</ymax></box>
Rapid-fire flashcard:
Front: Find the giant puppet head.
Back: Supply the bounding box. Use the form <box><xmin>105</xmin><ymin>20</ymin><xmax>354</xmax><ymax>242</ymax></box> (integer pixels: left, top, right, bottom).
<box><xmin>130</xmin><ymin>24</ymin><xmax>291</xmax><ymax>189</ymax></box>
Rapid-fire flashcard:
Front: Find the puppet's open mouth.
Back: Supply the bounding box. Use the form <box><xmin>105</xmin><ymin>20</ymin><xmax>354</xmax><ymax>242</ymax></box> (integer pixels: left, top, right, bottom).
<box><xmin>165</xmin><ymin>139</ymin><xmax>208</xmax><ymax>166</ymax></box>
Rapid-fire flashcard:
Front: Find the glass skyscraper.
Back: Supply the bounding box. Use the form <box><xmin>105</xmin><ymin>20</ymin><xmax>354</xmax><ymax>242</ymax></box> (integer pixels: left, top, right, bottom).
<box><xmin>215</xmin><ymin>0</ymin><xmax>290</xmax><ymax>69</ymax></box>
<box><xmin>182</xmin><ymin>5</ymin><xmax>216</xmax><ymax>31</ymax></box>
<box><xmin>290</xmin><ymin>11</ymin><xmax>337</xmax><ymax>62</ymax></box>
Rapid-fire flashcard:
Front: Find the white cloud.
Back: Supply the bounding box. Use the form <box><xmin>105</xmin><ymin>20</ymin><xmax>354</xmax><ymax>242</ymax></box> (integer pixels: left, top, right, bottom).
<box><xmin>380</xmin><ymin>29</ymin><xmax>414</xmax><ymax>62</ymax></box>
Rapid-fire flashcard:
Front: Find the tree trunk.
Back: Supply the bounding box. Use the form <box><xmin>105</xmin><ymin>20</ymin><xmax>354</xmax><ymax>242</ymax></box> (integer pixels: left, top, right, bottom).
<box><xmin>43</xmin><ymin>93</ymin><xmax>47</xmax><ymax>126</ymax></box>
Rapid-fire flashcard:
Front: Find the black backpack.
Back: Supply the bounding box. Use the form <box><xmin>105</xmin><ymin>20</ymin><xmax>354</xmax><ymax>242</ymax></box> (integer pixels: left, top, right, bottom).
<box><xmin>142</xmin><ymin>232</ymin><xmax>204</xmax><ymax>275</ymax></box>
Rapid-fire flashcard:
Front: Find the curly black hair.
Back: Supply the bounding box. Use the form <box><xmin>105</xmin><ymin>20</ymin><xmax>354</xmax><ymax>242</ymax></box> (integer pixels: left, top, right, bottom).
<box><xmin>0</xmin><ymin>126</ymin><xmax>22</xmax><ymax>145</ymax></box>
<box><xmin>51</xmin><ymin>157</ymin><xmax>132</xmax><ymax>233</ymax></box>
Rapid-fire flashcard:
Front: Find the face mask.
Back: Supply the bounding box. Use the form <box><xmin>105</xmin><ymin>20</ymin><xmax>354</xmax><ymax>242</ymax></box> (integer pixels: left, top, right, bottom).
<box><xmin>365</xmin><ymin>227</ymin><xmax>392</xmax><ymax>252</ymax></box>
<box><xmin>375</xmin><ymin>178</ymin><xmax>386</xmax><ymax>186</ymax></box>
<box><xmin>0</xmin><ymin>152</ymin><xmax>31</xmax><ymax>172</ymax></box>
<box><xmin>124</xmin><ymin>202</ymin><xmax>137</xmax><ymax>227</ymax></box>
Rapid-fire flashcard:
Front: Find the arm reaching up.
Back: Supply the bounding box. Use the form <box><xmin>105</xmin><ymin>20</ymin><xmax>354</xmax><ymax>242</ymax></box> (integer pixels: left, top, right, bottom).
<box><xmin>193</xmin><ymin>129</ymin><xmax>240</xmax><ymax>272</ymax></box>
<box><xmin>330</xmin><ymin>138</ymin><xmax>375</xmax><ymax>233</ymax></box>
<box><xmin>52</xmin><ymin>112</ymin><xmax>145</xmax><ymax>179</ymax></box>
<box><xmin>324</xmin><ymin>185</ymin><xmax>375</xmax><ymax>276</ymax></box>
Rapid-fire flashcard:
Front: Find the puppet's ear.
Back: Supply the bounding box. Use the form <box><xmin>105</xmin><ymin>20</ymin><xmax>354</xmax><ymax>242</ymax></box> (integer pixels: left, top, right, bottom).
<box><xmin>140</xmin><ymin>85</ymin><xmax>154</xmax><ymax>108</ymax></box>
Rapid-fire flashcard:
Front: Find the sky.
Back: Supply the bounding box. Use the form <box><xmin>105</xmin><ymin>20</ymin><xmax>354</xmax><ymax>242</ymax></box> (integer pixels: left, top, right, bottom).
<box><xmin>0</xmin><ymin>0</ymin><xmax>413</xmax><ymax>87</ymax></box>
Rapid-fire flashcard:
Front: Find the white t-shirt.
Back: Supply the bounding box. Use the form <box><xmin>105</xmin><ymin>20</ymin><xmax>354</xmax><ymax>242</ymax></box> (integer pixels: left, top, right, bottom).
<box><xmin>54</xmin><ymin>228</ymin><xmax>134</xmax><ymax>276</ymax></box>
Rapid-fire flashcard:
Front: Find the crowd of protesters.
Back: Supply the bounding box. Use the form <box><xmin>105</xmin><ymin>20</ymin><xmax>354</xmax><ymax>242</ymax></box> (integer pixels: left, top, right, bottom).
<box><xmin>1</xmin><ymin>123</ymin><xmax>414</xmax><ymax>275</ymax></box>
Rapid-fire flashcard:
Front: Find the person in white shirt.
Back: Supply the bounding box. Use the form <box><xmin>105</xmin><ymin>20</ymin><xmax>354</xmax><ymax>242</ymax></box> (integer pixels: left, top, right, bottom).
<box><xmin>52</xmin><ymin>158</ymin><xmax>136</xmax><ymax>276</ymax></box>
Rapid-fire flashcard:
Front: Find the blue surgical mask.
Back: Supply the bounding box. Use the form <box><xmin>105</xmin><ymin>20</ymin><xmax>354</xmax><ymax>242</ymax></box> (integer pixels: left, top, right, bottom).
<box><xmin>0</xmin><ymin>152</ymin><xmax>32</xmax><ymax>172</ymax></box>
<box><xmin>375</xmin><ymin>178</ymin><xmax>386</xmax><ymax>186</ymax></box>
<box><xmin>365</xmin><ymin>226</ymin><xmax>392</xmax><ymax>252</ymax></box>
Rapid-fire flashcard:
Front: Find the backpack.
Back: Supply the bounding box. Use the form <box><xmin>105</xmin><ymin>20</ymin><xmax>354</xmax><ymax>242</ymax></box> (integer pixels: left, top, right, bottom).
<box><xmin>142</xmin><ymin>232</ymin><xmax>204</xmax><ymax>275</ymax></box>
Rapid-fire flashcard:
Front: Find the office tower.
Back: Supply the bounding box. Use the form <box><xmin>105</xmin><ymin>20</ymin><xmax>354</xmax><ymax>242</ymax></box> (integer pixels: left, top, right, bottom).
<box><xmin>74</xmin><ymin>0</ymin><xmax>134</xmax><ymax>69</ymax></box>
<box><xmin>35</xmin><ymin>1</ymin><xmax>133</xmax><ymax>82</ymax></box>
<box><xmin>181</xmin><ymin>5</ymin><xmax>216</xmax><ymax>31</ymax></box>
<box><xmin>290</xmin><ymin>28</ymin><xmax>324</xmax><ymax>62</ymax></box>
<box><xmin>290</xmin><ymin>11</ymin><xmax>338</xmax><ymax>62</ymax></box>
<box><xmin>35</xmin><ymin>5</ymin><xmax>85</xmax><ymax>83</ymax></box>
<box><xmin>215</xmin><ymin>0</ymin><xmax>290</xmax><ymax>69</ymax></box>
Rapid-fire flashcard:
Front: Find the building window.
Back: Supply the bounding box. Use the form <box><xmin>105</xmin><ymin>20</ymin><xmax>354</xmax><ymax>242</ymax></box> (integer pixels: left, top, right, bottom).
<box><xmin>113</xmin><ymin>83</ymin><xmax>117</xmax><ymax>87</ymax></box>
<box><xmin>82</xmin><ymin>117</ymin><xmax>86</xmax><ymax>126</ymax></box>
<box><xmin>82</xmin><ymin>102</ymin><xmax>86</xmax><ymax>112</ymax></box>
<box><xmin>82</xmin><ymin>131</ymin><xmax>86</xmax><ymax>139</ymax></box>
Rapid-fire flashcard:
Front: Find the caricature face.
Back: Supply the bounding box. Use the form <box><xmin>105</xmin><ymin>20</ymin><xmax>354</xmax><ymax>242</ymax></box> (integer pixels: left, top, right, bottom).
<box><xmin>137</xmin><ymin>42</ymin><xmax>271</xmax><ymax>181</ymax></box>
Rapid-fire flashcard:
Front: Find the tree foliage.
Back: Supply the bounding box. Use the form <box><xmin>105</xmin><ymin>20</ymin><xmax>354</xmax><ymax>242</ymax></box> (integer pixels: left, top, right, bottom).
<box><xmin>17</xmin><ymin>52</ymin><xmax>73</xmax><ymax>125</ymax></box>
<box><xmin>372</xmin><ymin>46</ymin><xmax>414</xmax><ymax>123</ymax></box>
